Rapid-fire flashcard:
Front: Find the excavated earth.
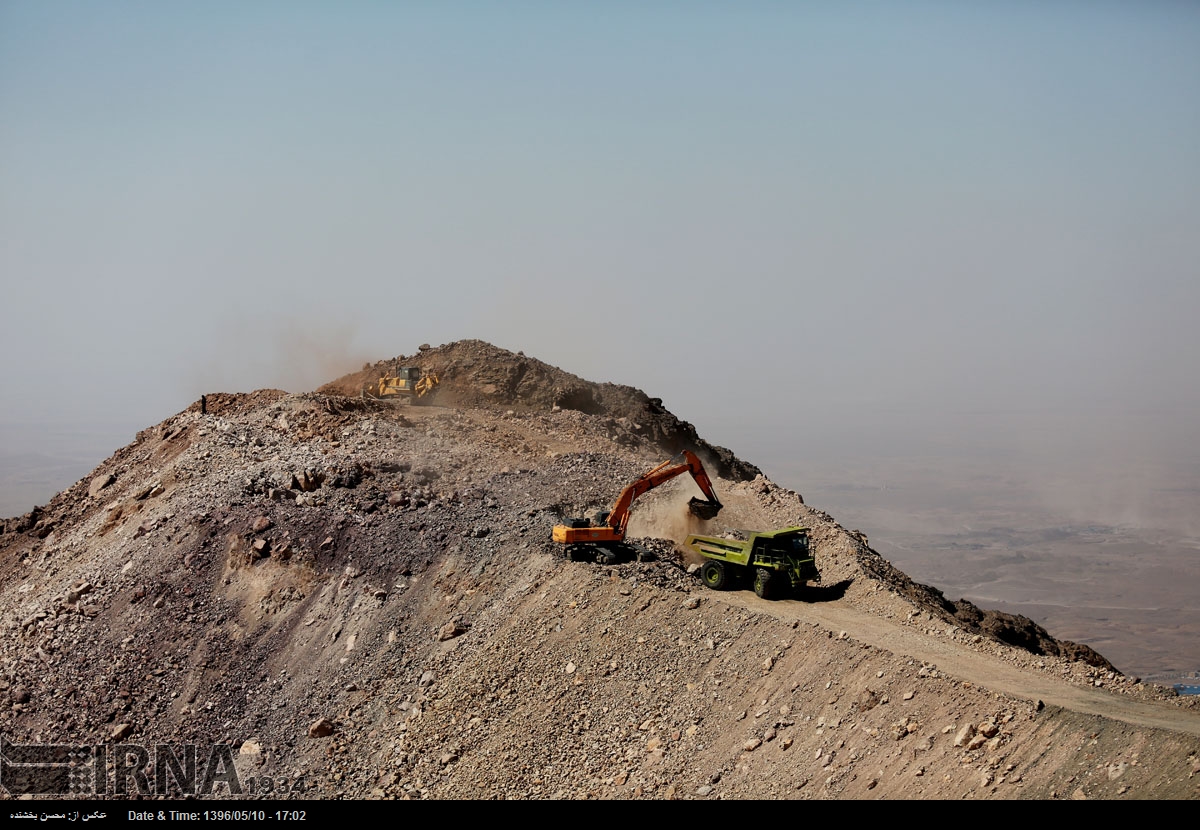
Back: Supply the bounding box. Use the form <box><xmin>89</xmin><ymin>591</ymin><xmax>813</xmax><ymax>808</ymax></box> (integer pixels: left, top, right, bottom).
<box><xmin>2</xmin><ymin>340</ymin><xmax>1199</xmax><ymax>801</ymax></box>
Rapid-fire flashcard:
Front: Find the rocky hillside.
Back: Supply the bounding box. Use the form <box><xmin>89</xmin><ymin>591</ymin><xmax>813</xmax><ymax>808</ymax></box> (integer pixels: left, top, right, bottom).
<box><xmin>2</xmin><ymin>341</ymin><xmax>1198</xmax><ymax>801</ymax></box>
<box><xmin>317</xmin><ymin>339</ymin><xmax>760</xmax><ymax>481</ymax></box>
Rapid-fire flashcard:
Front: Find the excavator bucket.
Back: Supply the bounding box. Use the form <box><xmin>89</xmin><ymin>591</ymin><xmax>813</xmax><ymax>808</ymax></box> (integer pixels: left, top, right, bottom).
<box><xmin>687</xmin><ymin>497</ymin><xmax>722</xmax><ymax>521</ymax></box>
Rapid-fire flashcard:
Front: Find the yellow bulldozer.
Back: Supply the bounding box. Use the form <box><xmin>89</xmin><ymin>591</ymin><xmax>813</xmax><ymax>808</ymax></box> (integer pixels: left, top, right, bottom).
<box><xmin>365</xmin><ymin>366</ymin><xmax>440</xmax><ymax>403</ymax></box>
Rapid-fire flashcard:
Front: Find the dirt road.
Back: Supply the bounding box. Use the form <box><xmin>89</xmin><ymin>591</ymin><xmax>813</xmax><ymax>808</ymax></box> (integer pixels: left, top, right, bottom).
<box><xmin>720</xmin><ymin>591</ymin><xmax>1200</xmax><ymax>738</ymax></box>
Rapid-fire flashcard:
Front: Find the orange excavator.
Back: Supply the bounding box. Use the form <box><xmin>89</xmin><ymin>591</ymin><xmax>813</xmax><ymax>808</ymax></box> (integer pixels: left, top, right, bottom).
<box><xmin>552</xmin><ymin>450</ymin><xmax>722</xmax><ymax>563</ymax></box>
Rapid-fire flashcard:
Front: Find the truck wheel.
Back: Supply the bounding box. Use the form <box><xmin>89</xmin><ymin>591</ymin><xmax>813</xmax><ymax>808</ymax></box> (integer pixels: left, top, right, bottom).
<box><xmin>753</xmin><ymin>568</ymin><xmax>775</xmax><ymax>600</ymax></box>
<box><xmin>701</xmin><ymin>560</ymin><xmax>729</xmax><ymax>591</ymax></box>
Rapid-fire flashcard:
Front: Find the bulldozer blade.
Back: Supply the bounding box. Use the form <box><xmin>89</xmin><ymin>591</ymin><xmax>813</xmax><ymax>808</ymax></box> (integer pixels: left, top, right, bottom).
<box><xmin>687</xmin><ymin>497</ymin><xmax>722</xmax><ymax>521</ymax></box>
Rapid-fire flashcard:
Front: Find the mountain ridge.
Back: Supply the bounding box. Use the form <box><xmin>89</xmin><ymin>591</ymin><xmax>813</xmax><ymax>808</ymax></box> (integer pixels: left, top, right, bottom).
<box><xmin>1</xmin><ymin>340</ymin><xmax>1198</xmax><ymax>800</ymax></box>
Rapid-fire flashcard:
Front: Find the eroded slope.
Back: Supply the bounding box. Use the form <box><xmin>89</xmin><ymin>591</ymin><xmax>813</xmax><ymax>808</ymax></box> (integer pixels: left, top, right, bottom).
<box><xmin>2</xmin><ymin>342</ymin><xmax>1198</xmax><ymax>800</ymax></box>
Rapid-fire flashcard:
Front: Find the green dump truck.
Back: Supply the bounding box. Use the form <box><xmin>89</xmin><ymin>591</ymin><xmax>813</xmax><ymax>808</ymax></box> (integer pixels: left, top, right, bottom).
<box><xmin>685</xmin><ymin>526</ymin><xmax>818</xmax><ymax>600</ymax></box>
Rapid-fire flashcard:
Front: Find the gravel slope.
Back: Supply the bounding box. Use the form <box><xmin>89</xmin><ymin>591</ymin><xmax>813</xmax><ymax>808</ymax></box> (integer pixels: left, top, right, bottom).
<box><xmin>1</xmin><ymin>341</ymin><xmax>1197</xmax><ymax>800</ymax></box>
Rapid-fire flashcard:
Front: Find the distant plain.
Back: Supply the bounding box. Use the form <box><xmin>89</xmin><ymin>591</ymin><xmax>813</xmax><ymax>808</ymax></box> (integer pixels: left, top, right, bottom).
<box><xmin>746</xmin><ymin>411</ymin><xmax>1200</xmax><ymax>681</ymax></box>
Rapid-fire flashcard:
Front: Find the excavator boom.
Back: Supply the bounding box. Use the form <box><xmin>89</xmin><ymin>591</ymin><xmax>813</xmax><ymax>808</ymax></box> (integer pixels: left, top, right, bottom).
<box><xmin>606</xmin><ymin>450</ymin><xmax>721</xmax><ymax>535</ymax></box>
<box><xmin>551</xmin><ymin>450</ymin><xmax>722</xmax><ymax>549</ymax></box>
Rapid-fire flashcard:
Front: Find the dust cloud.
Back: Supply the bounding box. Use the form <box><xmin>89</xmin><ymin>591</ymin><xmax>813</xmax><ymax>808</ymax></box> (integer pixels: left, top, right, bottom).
<box><xmin>625</xmin><ymin>483</ymin><xmax>717</xmax><ymax>556</ymax></box>
<box><xmin>185</xmin><ymin>317</ymin><xmax>377</xmax><ymax>401</ymax></box>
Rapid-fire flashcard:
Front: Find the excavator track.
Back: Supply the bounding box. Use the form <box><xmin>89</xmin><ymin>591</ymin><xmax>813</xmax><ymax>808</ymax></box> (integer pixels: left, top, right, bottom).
<box><xmin>562</xmin><ymin>542</ymin><xmax>656</xmax><ymax>565</ymax></box>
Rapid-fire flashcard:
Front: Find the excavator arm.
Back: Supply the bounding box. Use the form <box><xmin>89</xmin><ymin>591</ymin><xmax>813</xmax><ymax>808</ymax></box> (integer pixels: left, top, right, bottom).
<box><xmin>605</xmin><ymin>450</ymin><xmax>722</xmax><ymax>535</ymax></box>
<box><xmin>552</xmin><ymin>450</ymin><xmax>722</xmax><ymax>547</ymax></box>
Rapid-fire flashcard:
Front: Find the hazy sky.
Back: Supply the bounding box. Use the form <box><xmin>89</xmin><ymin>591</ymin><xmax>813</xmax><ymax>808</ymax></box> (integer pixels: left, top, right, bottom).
<box><xmin>3</xmin><ymin>1</ymin><xmax>1199</xmax><ymax>513</ymax></box>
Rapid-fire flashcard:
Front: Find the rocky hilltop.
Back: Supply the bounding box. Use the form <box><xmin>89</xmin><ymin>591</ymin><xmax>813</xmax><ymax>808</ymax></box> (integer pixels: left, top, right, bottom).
<box><xmin>2</xmin><ymin>340</ymin><xmax>1198</xmax><ymax>800</ymax></box>
<box><xmin>317</xmin><ymin>339</ymin><xmax>760</xmax><ymax>481</ymax></box>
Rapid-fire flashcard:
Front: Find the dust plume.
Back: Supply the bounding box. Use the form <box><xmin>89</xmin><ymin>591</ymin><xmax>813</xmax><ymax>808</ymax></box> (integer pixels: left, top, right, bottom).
<box><xmin>625</xmin><ymin>482</ymin><xmax>717</xmax><ymax>548</ymax></box>
<box><xmin>184</xmin><ymin>316</ymin><xmax>378</xmax><ymax>401</ymax></box>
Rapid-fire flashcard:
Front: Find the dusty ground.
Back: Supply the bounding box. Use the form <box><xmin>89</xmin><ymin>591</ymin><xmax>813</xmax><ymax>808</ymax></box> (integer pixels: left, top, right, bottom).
<box><xmin>1</xmin><ymin>340</ymin><xmax>1198</xmax><ymax>800</ymax></box>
